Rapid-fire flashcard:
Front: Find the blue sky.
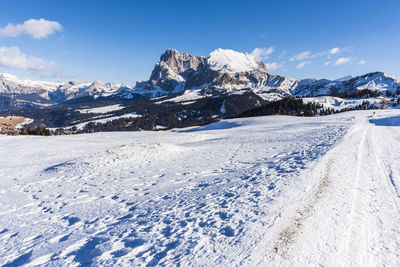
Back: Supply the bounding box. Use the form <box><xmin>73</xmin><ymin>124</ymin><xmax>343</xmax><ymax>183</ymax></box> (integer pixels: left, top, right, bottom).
<box><xmin>0</xmin><ymin>0</ymin><xmax>399</xmax><ymax>84</ymax></box>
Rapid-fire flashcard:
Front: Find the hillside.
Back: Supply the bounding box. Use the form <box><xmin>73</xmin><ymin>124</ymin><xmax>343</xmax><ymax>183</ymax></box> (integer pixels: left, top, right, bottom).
<box><xmin>1</xmin><ymin>109</ymin><xmax>399</xmax><ymax>265</ymax></box>
<box><xmin>0</xmin><ymin>49</ymin><xmax>399</xmax><ymax>132</ymax></box>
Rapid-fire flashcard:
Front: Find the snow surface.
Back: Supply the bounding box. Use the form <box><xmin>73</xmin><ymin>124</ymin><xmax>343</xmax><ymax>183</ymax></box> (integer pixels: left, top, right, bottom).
<box><xmin>76</xmin><ymin>105</ymin><xmax>125</xmax><ymax>114</ymax></box>
<box><xmin>71</xmin><ymin>113</ymin><xmax>141</xmax><ymax>130</ymax></box>
<box><xmin>208</xmin><ymin>49</ymin><xmax>263</xmax><ymax>73</ymax></box>
<box><xmin>156</xmin><ymin>89</ymin><xmax>208</xmax><ymax>104</ymax></box>
<box><xmin>1</xmin><ymin>110</ymin><xmax>400</xmax><ymax>265</ymax></box>
<box><xmin>303</xmin><ymin>96</ymin><xmax>382</xmax><ymax>111</ymax></box>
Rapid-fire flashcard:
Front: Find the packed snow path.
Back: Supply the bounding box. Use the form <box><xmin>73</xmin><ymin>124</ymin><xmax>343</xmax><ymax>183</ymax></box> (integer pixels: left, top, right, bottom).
<box><xmin>0</xmin><ymin>110</ymin><xmax>399</xmax><ymax>266</ymax></box>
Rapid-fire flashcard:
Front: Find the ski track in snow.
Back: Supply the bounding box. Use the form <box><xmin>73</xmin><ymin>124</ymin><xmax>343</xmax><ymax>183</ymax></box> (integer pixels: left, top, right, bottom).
<box><xmin>1</xmin><ymin>110</ymin><xmax>400</xmax><ymax>266</ymax></box>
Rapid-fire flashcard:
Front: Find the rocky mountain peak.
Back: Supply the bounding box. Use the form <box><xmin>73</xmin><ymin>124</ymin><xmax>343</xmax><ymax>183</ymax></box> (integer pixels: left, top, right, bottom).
<box><xmin>150</xmin><ymin>49</ymin><xmax>206</xmax><ymax>81</ymax></box>
<box><xmin>138</xmin><ymin>48</ymin><xmax>274</xmax><ymax>97</ymax></box>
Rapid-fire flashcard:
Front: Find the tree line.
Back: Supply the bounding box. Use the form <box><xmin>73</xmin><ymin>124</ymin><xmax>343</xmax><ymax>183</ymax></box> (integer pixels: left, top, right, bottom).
<box><xmin>19</xmin><ymin>127</ymin><xmax>72</xmax><ymax>136</ymax></box>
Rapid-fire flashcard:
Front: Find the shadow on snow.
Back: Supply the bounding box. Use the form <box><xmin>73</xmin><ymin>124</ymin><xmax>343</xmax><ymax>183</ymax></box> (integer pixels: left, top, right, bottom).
<box><xmin>370</xmin><ymin>116</ymin><xmax>400</xmax><ymax>126</ymax></box>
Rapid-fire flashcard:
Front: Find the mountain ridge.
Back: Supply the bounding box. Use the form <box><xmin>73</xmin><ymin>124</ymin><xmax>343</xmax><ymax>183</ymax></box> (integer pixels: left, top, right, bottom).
<box><xmin>0</xmin><ymin>48</ymin><xmax>399</xmax><ymax>107</ymax></box>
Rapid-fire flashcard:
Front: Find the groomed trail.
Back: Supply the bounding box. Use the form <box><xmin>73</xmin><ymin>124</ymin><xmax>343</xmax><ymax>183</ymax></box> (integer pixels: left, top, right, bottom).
<box><xmin>250</xmin><ymin>110</ymin><xmax>400</xmax><ymax>266</ymax></box>
<box><xmin>0</xmin><ymin>110</ymin><xmax>399</xmax><ymax>266</ymax></box>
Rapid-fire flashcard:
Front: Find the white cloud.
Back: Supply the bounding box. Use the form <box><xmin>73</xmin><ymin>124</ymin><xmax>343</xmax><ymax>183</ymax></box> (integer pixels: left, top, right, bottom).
<box><xmin>264</xmin><ymin>62</ymin><xmax>281</xmax><ymax>71</ymax></box>
<box><xmin>251</xmin><ymin>47</ymin><xmax>274</xmax><ymax>60</ymax></box>
<box><xmin>0</xmin><ymin>46</ymin><xmax>56</xmax><ymax>70</ymax></box>
<box><xmin>324</xmin><ymin>61</ymin><xmax>332</xmax><ymax>66</ymax></box>
<box><xmin>290</xmin><ymin>47</ymin><xmax>346</xmax><ymax>63</ymax></box>
<box><xmin>0</xmin><ymin>18</ymin><xmax>62</xmax><ymax>39</ymax></box>
<box><xmin>358</xmin><ymin>59</ymin><xmax>367</xmax><ymax>65</ymax></box>
<box><xmin>296</xmin><ymin>61</ymin><xmax>311</xmax><ymax>69</ymax></box>
<box><xmin>38</xmin><ymin>71</ymin><xmax>78</xmax><ymax>80</ymax></box>
<box><xmin>333</xmin><ymin>57</ymin><xmax>352</xmax><ymax>66</ymax></box>
<box><xmin>312</xmin><ymin>47</ymin><xmax>341</xmax><ymax>58</ymax></box>
<box><xmin>329</xmin><ymin>47</ymin><xmax>341</xmax><ymax>54</ymax></box>
<box><xmin>290</xmin><ymin>51</ymin><xmax>310</xmax><ymax>62</ymax></box>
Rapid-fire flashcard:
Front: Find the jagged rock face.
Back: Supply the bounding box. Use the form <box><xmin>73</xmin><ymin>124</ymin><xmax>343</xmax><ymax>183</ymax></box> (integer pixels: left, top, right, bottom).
<box><xmin>138</xmin><ymin>49</ymin><xmax>400</xmax><ymax>100</ymax></box>
<box><xmin>137</xmin><ymin>48</ymin><xmax>274</xmax><ymax>97</ymax></box>
<box><xmin>143</xmin><ymin>49</ymin><xmax>207</xmax><ymax>93</ymax></box>
<box><xmin>151</xmin><ymin>49</ymin><xmax>206</xmax><ymax>80</ymax></box>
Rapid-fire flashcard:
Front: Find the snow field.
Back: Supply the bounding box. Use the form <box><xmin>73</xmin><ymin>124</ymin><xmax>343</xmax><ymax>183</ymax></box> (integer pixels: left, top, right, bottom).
<box><xmin>0</xmin><ymin>110</ymin><xmax>399</xmax><ymax>265</ymax></box>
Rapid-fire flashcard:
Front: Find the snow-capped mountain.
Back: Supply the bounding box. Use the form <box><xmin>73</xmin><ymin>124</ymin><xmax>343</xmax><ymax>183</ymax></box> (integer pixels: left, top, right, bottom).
<box><xmin>134</xmin><ymin>48</ymin><xmax>293</xmax><ymax>100</ymax></box>
<box><xmin>134</xmin><ymin>49</ymin><xmax>400</xmax><ymax>101</ymax></box>
<box><xmin>50</xmin><ymin>81</ymin><xmax>132</xmax><ymax>102</ymax></box>
<box><xmin>0</xmin><ymin>73</ymin><xmax>61</xmax><ymax>99</ymax></box>
<box><xmin>207</xmin><ymin>48</ymin><xmax>266</xmax><ymax>73</ymax></box>
<box><xmin>292</xmin><ymin>72</ymin><xmax>400</xmax><ymax>97</ymax></box>
<box><xmin>133</xmin><ymin>49</ymin><xmax>207</xmax><ymax>97</ymax></box>
<box><xmin>0</xmin><ymin>73</ymin><xmax>133</xmax><ymax>106</ymax></box>
<box><xmin>1</xmin><ymin>48</ymin><xmax>400</xmax><ymax>111</ymax></box>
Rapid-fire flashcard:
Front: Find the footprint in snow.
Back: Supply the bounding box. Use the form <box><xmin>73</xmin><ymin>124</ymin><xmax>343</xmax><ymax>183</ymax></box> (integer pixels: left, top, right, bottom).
<box><xmin>220</xmin><ymin>226</ymin><xmax>235</xmax><ymax>237</ymax></box>
<box><xmin>62</xmin><ymin>216</ymin><xmax>81</xmax><ymax>226</ymax></box>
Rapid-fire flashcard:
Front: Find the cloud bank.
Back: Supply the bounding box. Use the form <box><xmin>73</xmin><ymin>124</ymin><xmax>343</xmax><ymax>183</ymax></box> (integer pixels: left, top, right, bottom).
<box><xmin>290</xmin><ymin>51</ymin><xmax>311</xmax><ymax>62</ymax></box>
<box><xmin>0</xmin><ymin>18</ymin><xmax>62</xmax><ymax>39</ymax></box>
<box><xmin>0</xmin><ymin>46</ymin><xmax>56</xmax><ymax>70</ymax></box>
<box><xmin>333</xmin><ymin>57</ymin><xmax>352</xmax><ymax>66</ymax></box>
<box><xmin>251</xmin><ymin>47</ymin><xmax>274</xmax><ymax>60</ymax></box>
<box><xmin>264</xmin><ymin>62</ymin><xmax>281</xmax><ymax>71</ymax></box>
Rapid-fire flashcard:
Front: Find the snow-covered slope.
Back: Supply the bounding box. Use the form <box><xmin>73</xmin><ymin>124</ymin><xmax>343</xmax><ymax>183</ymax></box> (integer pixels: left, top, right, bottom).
<box><xmin>349</xmin><ymin>72</ymin><xmax>400</xmax><ymax>92</ymax></box>
<box><xmin>1</xmin><ymin>110</ymin><xmax>400</xmax><ymax>265</ymax></box>
<box><xmin>303</xmin><ymin>95</ymin><xmax>381</xmax><ymax>111</ymax></box>
<box><xmin>207</xmin><ymin>48</ymin><xmax>265</xmax><ymax>73</ymax></box>
<box><xmin>293</xmin><ymin>72</ymin><xmax>400</xmax><ymax>97</ymax></box>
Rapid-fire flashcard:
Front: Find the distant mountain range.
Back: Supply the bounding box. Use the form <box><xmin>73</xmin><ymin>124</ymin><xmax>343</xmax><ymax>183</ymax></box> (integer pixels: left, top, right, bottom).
<box><xmin>0</xmin><ymin>48</ymin><xmax>399</xmax><ymax>131</ymax></box>
<box><xmin>1</xmin><ymin>48</ymin><xmax>400</xmax><ymax>106</ymax></box>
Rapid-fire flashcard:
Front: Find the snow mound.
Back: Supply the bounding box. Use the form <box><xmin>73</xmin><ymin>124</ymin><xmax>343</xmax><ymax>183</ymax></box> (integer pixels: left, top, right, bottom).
<box><xmin>207</xmin><ymin>49</ymin><xmax>263</xmax><ymax>73</ymax></box>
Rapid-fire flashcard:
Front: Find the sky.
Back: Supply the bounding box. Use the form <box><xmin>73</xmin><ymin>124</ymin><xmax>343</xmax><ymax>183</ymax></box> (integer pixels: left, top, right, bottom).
<box><xmin>0</xmin><ymin>0</ymin><xmax>399</xmax><ymax>84</ymax></box>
